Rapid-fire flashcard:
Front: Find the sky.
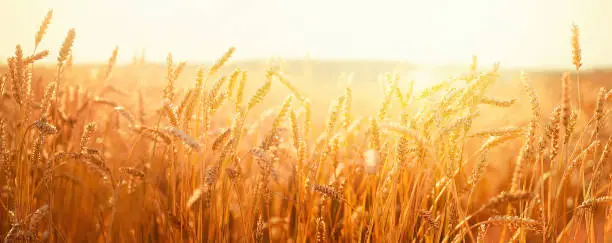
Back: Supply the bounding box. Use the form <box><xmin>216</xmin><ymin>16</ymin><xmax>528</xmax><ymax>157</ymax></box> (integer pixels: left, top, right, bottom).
<box><xmin>1</xmin><ymin>0</ymin><xmax>611</xmax><ymax>68</ymax></box>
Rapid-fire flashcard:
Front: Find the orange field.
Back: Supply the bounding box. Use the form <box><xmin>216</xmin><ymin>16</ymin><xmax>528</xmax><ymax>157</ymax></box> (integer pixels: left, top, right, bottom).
<box><xmin>1</xmin><ymin>10</ymin><xmax>612</xmax><ymax>243</ymax></box>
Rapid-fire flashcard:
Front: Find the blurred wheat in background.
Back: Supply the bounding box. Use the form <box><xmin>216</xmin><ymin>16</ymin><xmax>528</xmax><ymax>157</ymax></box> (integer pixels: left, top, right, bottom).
<box><xmin>1</xmin><ymin>5</ymin><xmax>612</xmax><ymax>243</ymax></box>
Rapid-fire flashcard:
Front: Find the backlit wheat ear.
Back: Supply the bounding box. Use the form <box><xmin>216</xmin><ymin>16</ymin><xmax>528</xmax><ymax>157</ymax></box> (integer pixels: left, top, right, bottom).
<box><xmin>177</xmin><ymin>89</ymin><xmax>194</xmax><ymax>118</ymax></box>
<box><xmin>30</xmin><ymin>135</ymin><xmax>46</xmax><ymax>165</ymax></box>
<box><xmin>247</xmin><ymin>79</ymin><xmax>272</xmax><ymax>111</ymax></box>
<box><xmin>562</xmin><ymin>139</ymin><xmax>599</xmax><ymax>181</ymax></box>
<box><xmin>40</xmin><ymin>81</ymin><xmax>57</xmax><ymax>118</ymax></box>
<box><xmin>80</xmin><ymin>122</ymin><xmax>97</xmax><ymax>153</ymax></box>
<box><xmin>577</xmin><ymin>196</ymin><xmax>612</xmax><ymax>212</ymax></box>
<box><xmin>119</xmin><ymin>167</ymin><xmax>145</xmax><ymax>178</ymax></box>
<box><xmin>548</xmin><ymin>106</ymin><xmax>561</xmax><ymax>160</ymax></box>
<box><xmin>162</xmin><ymin>99</ymin><xmax>179</xmax><ymax>126</ymax></box>
<box><xmin>166</xmin><ymin>126</ymin><xmax>201</xmax><ymax>151</ymax></box>
<box><xmin>418</xmin><ymin>80</ymin><xmax>451</xmax><ymax>100</ymax></box>
<box><xmin>382</xmin><ymin>123</ymin><xmax>431</xmax><ymax>151</ymax></box>
<box><xmin>377</xmin><ymin>77</ymin><xmax>395</xmax><ymax>121</ymax></box>
<box><xmin>183</xmin><ymin>90</ymin><xmax>204</xmax><ymax>129</ymax></box>
<box><xmin>34</xmin><ymin>117</ymin><xmax>58</xmax><ymax>135</ymax></box>
<box><xmin>480</xmin><ymin>191</ymin><xmax>535</xmax><ymax>212</ymax></box>
<box><xmin>316</xmin><ymin>216</ymin><xmax>327</xmax><ymax>243</ymax></box>
<box><xmin>255</xmin><ymin>215</ymin><xmax>264</xmax><ymax>242</ymax></box>
<box><xmin>226</xmin><ymin>69</ymin><xmax>241</xmax><ymax>99</ymax></box>
<box><xmin>485</xmin><ymin>216</ymin><xmax>543</xmax><ymax>234</ymax></box>
<box><xmin>588</xmin><ymin>137</ymin><xmax>611</xmax><ymax>195</ymax></box>
<box><xmin>571</xmin><ymin>23</ymin><xmax>582</xmax><ymax>71</ymax></box>
<box><xmin>138</xmin><ymin>90</ymin><xmax>146</xmax><ymax>124</ymax></box>
<box><xmin>303</xmin><ymin>98</ymin><xmax>312</xmax><ymax>137</ymax></box>
<box><xmin>276</xmin><ymin>72</ymin><xmax>305</xmax><ymax>102</ymax></box>
<box><xmin>561</xmin><ymin>73</ymin><xmax>571</xmax><ymax>128</ymax></box>
<box><xmin>368</xmin><ymin>117</ymin><xmax>380</xmax><ymax>150</ymax></box>
<box><xmin>166</xmin><ymin>52</ymin><xmax>173</xmax><ymax>73</ymax></box>
<box><xmin>186</xmin><ymin>186</ymin><xmax>205</xmax><ymax>210</ymax></box>
<box><xmin>0</xmin><ymin>75</ymin><xmax>6</xmax><ymax>95</ymax></box>
<box><xmin>420</xmin><ymin>210</ymin><xmax>440</xmax><ymax>233</ymax></box>
<box><xmin>571</xmin><ymin>23</ymin><xmax>583</xmax><ymax>110</ymax></box>
<box><xmin>193</xmin><ymin>67</ymin><xmax>205</xmax><ymax>90</ymax></box>
<box><xmin>92</xmin><ymin>96</ymin><xmax>118</xmax><ymax>107</ymax></box>
<box><xmin>24</xmin><ymin>50</ymin><xmax>49</xmax><ymax>65</ymax></box>
<box><xmin>468</xmin><ymin>149</ymin><xmax>489</xmax><ymax>189</ymax></box>
<box><xmin>479</xmin><ymin>97</ymin><xmax>517</xmax><ymax>107</ymax></box>
<box><xmin>393</xmin><ymin>85</ymin><xmax>406</xmax><ymax>109</ymax></box>
<box><xmin>325</xmin><ymin>95</ymin><xmax>344</xmax><ymax>138</ymax></box>
<box><xmin>272</xmin><ymin>95</ymin><xmax>293</xmax><ymax>130</ymax></box>
<box><xmin>469</xmin><ymin>127</ymin><xmax>523</xmax><ymax>138</ymax></box>
<box><xmin>311</xmin><ymin>184</ymin><xmax>343</xmax><ymax>201</ymax></box>
<box><xmin>593</xmin><ymin>88</ymin><xmax>606</xmax><ymax>139</ymax></box>
<box><xmin>477</xmin><ymin>224</ymin><xmax>488</xmax><ymax>243</ymax></box>
<box><xmin>209</xmin><ymin>46</ymin><xmax>235</xmax><ymax>75</ymax></box>
<box><xmin>163</xmin><ymin>53</ymin><xmax>175</xmax><ymax>101</ymax></box>
<box><xmin>173</xmin><ymin>61</ymin><xmax>186</xmax><ymax>81</ymax></box>
<box><xmin>134</xmin><ymin>125</ymin><xmax>172</xmax><ymax>144</ymax></box>
<box><xmin>235</xmin><ymin>71</ymin><xmax>246</xmax><ymax>109</ymax></box>
<box><xmin>185</xmin><ymin>70</ymin><xmax>204</xmax><ymax>127</ymax></box>
<box><xmin>12</xmin><ymin>45</ymin><xmax>24</xmax><ymax>105</ymax></box>
<box><xmin>289</xmin><ymin>110</ymin><xmax>301</xmax><ymax>149</ymax></box>
<box><xmin>209</xmin><ymin>92</ymin><xmax>227</xmax><ymax>112</ymax></box>
<box><xmin>510</xmin><ymin>120</ymin><xmax>535</xmax><ymax>192</ymax></box>
<box><xmin>438</xmin><ymin>111</ymin><xmax>479</xmax><ymax>137</ymax></box>
<box><xmin>201</xmin><ymin>162</ymin><xmax>219</xmax><ymax>187</ymax></box>
<box><xmin>342</xmin><ymin>86</ymin><xmax>353</xmax><ymax>129</ymax></box>
<box><xmin>520</xmin><ymin>72</ymin><xmax>541</xmax><ymax>123</ymax></box>
<box><xmin>101</xmin><ymin>46</ymin><xmax>119</xmax><ymax>82</ymax></box>
<box><xmin>23</xmin><ymin>67</ymin><xmax>33</xmax><ymax>115</ymax></box>
<box><xmin>208</xmin><ymin>76</ymin><xmax>227</xmax><ymax>103</ymax></box>
<box><xmin>565</xmin><ymin>110</ymin><xmax>577</xmax><ymax>144</ymax></box>
<box><xmin>225</xmin><ymin>167</ymin><xmax>240</xmax><ymax>181</ymax></box>
<box><xmin>57</xmin><ymin>28</ymin><xmax>76</xmax><ymax>69</ymax></box>
<box><xmin>30</xmin><ymin>119</ymin><xmax>58</xmax><ymax>165</ymax></box>
<box><xmin>35</xmin><ymin>9</ymin><xmax>53</xmax><ymax>50</ymax></box>
<box><xmin>212</xmin><ymin>128</ymin><xmax>231</xmax><ymax>151</ymax></box>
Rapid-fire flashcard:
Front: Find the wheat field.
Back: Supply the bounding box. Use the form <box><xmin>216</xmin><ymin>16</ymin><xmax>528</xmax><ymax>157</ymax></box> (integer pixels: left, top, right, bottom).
<box><xmin>1</xmin><ymin>10</ymin><xmax>612</xmax><ymax>243</ymax></box>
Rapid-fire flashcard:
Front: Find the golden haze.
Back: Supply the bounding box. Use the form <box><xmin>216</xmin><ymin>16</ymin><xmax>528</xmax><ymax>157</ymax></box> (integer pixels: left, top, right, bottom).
<box><xmin>1</xmin><ymin>0</ymin><xmax>612</xmax><ymax>68</ymax></box>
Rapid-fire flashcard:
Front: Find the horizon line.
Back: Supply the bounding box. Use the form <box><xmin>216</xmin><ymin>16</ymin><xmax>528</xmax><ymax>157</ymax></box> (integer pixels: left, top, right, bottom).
<box><xmin>5</xmin><ymin>58</ymin><xmax>612</xmax><ymax>72</ymax></box>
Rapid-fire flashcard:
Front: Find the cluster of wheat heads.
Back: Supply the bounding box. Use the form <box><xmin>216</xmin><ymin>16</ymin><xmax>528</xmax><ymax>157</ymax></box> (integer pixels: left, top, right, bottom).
<box><xmin>2</xmin><ymin>10</ymin><xmax>612</xmax><ymax>243</ymax></box>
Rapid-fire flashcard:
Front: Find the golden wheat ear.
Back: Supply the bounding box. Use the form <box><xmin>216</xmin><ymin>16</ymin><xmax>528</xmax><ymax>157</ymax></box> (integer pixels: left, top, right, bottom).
<box><xmin>34</xmin><ymin>9</ymin><xmax>53</xmax><ymax>50</ymax></box>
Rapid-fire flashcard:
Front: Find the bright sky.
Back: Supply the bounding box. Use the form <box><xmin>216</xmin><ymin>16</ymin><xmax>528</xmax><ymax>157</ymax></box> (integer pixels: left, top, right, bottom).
<box><xmin>1</xmin><ymin>0</ymin><xmax>611</xmax><ymax>68</ymax></box>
